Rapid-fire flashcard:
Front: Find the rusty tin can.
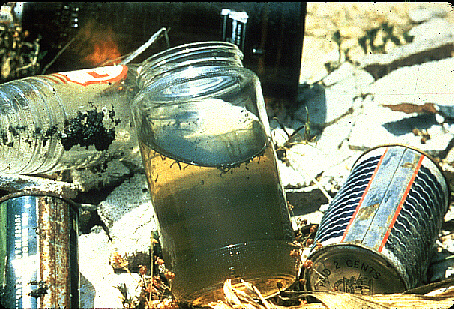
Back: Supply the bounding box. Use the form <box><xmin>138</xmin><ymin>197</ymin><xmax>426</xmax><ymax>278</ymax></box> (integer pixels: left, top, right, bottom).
<box><xmin>304</xmin><ymin>144</ymin><xmax>450</xmax><ymax>294</ymax></box>
<box><xmin>0</xmin><ymin>192</ymin><xmax>79</xmax><ymax>308</ymax></box>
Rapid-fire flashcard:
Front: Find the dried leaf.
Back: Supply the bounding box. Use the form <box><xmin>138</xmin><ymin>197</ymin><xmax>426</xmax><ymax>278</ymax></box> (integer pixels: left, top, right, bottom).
<box><xmin>111</xmin><ymin>251</ymin><xmax>129</xmax><ymax>270</ymax></box>
<box><xmin>139</xmin><ymin>265</ymin><xmax>148</xmax><ymax>276</ymax></box>
<box><xmin>312</xmin><ymin>292</ymin><xmax>389</xmax><ymax>309</ymax></box>
<box><xmin>382</xmin><ymin>102</ymin><xmax>437</xmax><ymax>115</ymax></box>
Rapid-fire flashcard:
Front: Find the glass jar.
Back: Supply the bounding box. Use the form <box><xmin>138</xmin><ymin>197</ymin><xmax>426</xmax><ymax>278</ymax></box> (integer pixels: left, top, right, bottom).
<box><xmin>132</xmin><ymin>65</ymin><xmax>297</xmax><ymax>304</ymax></box>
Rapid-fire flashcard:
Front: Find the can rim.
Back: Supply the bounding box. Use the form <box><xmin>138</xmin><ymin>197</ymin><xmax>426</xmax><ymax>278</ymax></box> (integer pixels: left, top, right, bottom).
<box><xmin>352</xmin><ymin>143</ymin><xmax>451</xmax><ymax>207</ymax></box>
<box><xmin>0</xmin><ymin>190</ymin><xmax>80</xmax><ymax>213</ymax></box>
<box><xmin>306</xmin><ymin>242</ymin><xmax>409</xmax><ymax>293</ymax></box>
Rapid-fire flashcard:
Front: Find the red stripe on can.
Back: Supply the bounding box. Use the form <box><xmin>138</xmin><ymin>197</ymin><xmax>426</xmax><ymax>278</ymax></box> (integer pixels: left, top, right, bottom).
<box><xmin>378</xmin><ymin>154</ymin><xmax>424</xmax><ymax>252</ymax></box>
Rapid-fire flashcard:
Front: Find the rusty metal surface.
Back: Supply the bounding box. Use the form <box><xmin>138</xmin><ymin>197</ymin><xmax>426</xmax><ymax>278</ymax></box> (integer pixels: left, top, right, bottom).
<box><xmin>38</xmin><ymin>195</ymin><xmax>74</xmax><ymax>308</ymax></box>
<box><xmin>0</xmin><ymin>192</ymin><xmax>79</xmax><ymax>308</ymax></box>
<box><xmin>0</xmin><ymin>174</ymin><xmax>78</xmax><ymax>199</ymax></box>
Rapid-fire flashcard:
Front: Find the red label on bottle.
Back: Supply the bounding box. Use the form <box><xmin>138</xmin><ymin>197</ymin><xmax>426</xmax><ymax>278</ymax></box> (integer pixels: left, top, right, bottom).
<box><xmin>87</xmin><ymin>71</ymin><xmax>110</xmax><ymax>79</ymax></box>
<box><xmin>49</xmin><ymin>65</ymin><xmax>128</xmax><ymax>86</ymax></box>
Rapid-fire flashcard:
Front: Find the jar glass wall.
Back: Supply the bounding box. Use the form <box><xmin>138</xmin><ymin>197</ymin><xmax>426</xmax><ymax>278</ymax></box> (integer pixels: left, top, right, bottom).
<box><xmin>133</xmin><ymin>64</ymin><xmax>297</xmax><ymax>304</ymax></box>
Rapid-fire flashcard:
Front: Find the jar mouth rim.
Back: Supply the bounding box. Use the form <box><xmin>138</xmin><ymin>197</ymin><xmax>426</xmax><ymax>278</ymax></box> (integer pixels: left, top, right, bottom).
<box><xmin>138</xmin><ymin>57</ymin><xmax>244</xmax><ymax>88</ymax></box>
<box><xmin>137</xmin><ymin>66</ymin><xmax>256</xmax><ymax>103</ymax></box>
<box><xmin>139</xmin><ymin>41</ymin><xmax>244</xmax><ymax>78</ymax></box>
<box><xmin>143</xmin><ymin>41</ymin><xmax>241</xmax><ymax>63</ymax></box>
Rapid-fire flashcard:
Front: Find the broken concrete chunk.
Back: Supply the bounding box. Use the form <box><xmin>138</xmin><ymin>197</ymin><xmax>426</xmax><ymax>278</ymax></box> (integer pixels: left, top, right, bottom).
<box><xmin>98</xmin><ymin>173</ymin><xmax>153</xmax><ymax>228</ymax></box>
<box><xmin>69</xmin><ymin>159</ymin><xmax>131</xmax><ymax>192</ymax></box>
<box><xmin>409</xmin><ymin>18</ymin><xmax>454</xmax><ymax>42</ymax></box>
<box><xmin>348</xmin><ymin>104</ymin><xmax>453</xmax><ymax>157</ymax></box>
<box><xmin>98</xmin><ymin>173</ymin><xmax>158</xmax><ymax>256</ymax></box>
<box><xmin>297</xmin><ymin>63</ymin><xmax>374</xmax><ymax>127</ymax></box>
<box><xmin>360</xmin><ymin>33</ymin><xmax>454</xmax><ymax>80</ymax></box>
<box><xmin>408</xmin><ymin>5</ymin><xmax>449</xmax><ymax>23</ymax></box>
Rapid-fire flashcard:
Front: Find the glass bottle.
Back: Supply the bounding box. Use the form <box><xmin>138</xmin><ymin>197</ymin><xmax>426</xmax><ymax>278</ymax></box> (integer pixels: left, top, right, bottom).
<box><xmin>0</xmin><ymin>65</ymin><xmax>139</xmax><ymax>175</ymax></box>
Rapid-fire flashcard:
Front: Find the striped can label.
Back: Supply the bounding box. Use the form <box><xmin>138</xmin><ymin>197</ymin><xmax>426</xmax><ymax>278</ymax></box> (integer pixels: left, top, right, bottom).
<box><xmin>305</xmin><ymin>145</ymin><xmax>450</xmax><ymax>294</ymax></box>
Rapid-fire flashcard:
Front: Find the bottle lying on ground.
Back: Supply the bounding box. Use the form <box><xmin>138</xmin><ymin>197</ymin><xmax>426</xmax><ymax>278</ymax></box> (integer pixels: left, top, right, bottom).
<box><xmin>0</xmin><ymin>64</ymin><xmax>140</xmax><ymax>175</ymax></box>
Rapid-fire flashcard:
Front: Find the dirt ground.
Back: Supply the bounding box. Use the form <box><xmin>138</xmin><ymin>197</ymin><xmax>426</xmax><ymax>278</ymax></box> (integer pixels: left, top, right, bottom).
<box><xmin>300</xmin><ymin>2</ymin><xmax>454</xmax><ymax>84</ymax></box>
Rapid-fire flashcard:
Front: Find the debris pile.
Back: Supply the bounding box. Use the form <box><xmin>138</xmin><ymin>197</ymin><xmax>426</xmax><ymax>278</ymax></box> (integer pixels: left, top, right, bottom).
<box><xmin>3</xmin><ymin>3</ymin><xmax>451</xmax><ymax>309</ymax></box>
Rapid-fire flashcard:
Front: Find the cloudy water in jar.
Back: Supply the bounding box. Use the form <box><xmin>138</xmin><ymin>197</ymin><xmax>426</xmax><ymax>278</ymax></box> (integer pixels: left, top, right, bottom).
<box><xmin>139</xmin><ymin>140</ymin><xmax>296</xmax><ymax>303</ymax></box>
<box><xmin>137</xmin><ymin>101</ymin><xmax>296</xmax><ymax>302</ymax></box>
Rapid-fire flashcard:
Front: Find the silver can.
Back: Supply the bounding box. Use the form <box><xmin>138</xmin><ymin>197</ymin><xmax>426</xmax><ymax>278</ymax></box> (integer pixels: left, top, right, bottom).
<box><xmin>0</xmin><ymin>192</ymin><xmax>79</xmax><ymax>308</ymax></box>
<box><xmin>304</xmin><ymin>144</ymin><xmax>450</xmax><ymax>294</ymax></box>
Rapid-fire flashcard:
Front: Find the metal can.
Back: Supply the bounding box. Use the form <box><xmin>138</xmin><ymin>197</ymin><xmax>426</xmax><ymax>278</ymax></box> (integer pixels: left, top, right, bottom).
<box><xmin>304</xmin><ymin>144</ymin><xmax>450</xmax><ymax>294</ymax></box>
<box><xmin>0</xmin><ymin>192</ymin><xmax>79</xmax><ymax>308</ymax></box>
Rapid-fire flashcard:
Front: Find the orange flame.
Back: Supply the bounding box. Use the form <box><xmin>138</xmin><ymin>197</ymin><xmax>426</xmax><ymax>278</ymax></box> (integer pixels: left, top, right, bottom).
<box><xmin>74</xmin><ymin>19</ymin><xmax>122</xmax><ymax>67</ymax></box>
<box><xmin>84</xmin><ymin>39</ymin><xmax>122</xmax><ymax>66</ymax></box>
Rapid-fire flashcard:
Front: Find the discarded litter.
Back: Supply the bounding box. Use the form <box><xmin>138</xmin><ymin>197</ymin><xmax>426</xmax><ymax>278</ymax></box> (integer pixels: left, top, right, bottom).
<box><xmin>304</xmin><ymin>144</ymin><xmax>450</xmax><ymax>294</ymax></box>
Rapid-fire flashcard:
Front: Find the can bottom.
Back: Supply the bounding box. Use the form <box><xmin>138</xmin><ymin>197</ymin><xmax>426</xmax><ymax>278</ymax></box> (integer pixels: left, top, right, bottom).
<box><xmin>305</xmin><ymin>244</ymin><xmax>407</xmax><ymax>295</ymax></box>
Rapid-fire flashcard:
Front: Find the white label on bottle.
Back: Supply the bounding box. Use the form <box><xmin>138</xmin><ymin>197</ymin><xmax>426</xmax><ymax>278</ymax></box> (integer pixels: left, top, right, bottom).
<box><xmin>51</xmin><ymin>65</ymin><xmax>128</xmax><ymax>86</ymax></box>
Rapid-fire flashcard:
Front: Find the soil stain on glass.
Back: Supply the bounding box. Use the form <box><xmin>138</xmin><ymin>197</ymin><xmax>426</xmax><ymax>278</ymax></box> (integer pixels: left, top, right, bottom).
<box><xmin>61</xmin><ymin>108</ymin><xmax>117</xmax><ymax>151</ymax></box>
